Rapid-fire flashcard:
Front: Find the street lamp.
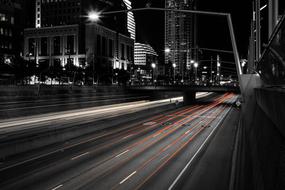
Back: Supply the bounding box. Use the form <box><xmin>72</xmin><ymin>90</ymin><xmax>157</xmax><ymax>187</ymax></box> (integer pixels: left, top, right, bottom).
<box><xmin>88</xmin><ymin>11</ymin><xmax>101</xmax><ymax>22</ymax></box>
<box><xmin>194</xmin><ymin>62</ymin><xmax>199</xmax><ymax>84</ymax></box>
<box><xmin>172</xmin><ymin>63</ymin><xmax>176</xmax><ymax>83</ymax></box>
<box><xmin>151</xmin><ymin>63</ymin><xmax>156</xmax><ymax>84</ymax></box>
<box><xmin>165</xmin><ymin>48</ymin><xmax>171</xmax><ymax>53</ymax></box>
<box><xmin>87</xmin><ymin>11</ymin><xmax>101</xmax><ymax>86</ymax></box>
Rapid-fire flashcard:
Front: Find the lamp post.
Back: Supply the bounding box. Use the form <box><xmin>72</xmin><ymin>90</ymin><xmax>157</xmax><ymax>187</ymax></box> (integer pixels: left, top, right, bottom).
<box><xmin>172</xmin><ymin>63</ymin><xmax>176</xmax><ymax>84</ymax></box>
<box><xmin>87</xmin><ymin>11</ymin><xmax>101</xmax><ymax>86</ymax></box>
<box><xmin>194</xmin><ymin>62</ymin><xmax>199</xmax><ymax>84</ymax></box>
<box><xmin>217</xmin><ymin>55</ymin><xmax>221</xmax><ymax>85</ymax></box>
<box><xmin>151</xmin><ymin>63</ymin><xmax>156</xmax><ymax>85</ymax></box>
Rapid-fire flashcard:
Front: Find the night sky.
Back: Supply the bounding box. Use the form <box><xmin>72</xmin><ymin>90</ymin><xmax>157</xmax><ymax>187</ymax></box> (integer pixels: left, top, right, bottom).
<box><xmin>132</xmin><ymin>0</ymin><xmax>285</xmax><ymax>62</ymax></box>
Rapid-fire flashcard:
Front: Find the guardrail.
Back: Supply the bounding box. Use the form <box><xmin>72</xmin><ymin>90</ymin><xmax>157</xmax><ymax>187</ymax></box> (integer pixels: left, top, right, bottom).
<box><xmin>257</xmin><ymin>14</ymin><xmax>285</xmax><ymax>86</ymax></box>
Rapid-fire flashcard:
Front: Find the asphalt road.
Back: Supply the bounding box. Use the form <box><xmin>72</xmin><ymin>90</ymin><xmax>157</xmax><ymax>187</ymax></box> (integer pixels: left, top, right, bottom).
<box><xmin>0</xmin><ymin>93</ymin><xmax>237</xmax><ymax>190</ymax></box>
<box><xmin>0</xmin><ymin>92</ymin><xmax>150</xmax><ymax>119</ymax></box>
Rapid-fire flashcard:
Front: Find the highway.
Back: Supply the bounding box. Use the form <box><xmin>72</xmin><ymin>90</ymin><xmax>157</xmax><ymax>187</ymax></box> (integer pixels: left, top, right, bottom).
<box><xmin>0</xmin><ymin>93</ymin><xmax>237</xmax><ymax>190</ymax></box>
<box><xmin>0</xmin><ymin>92</ymin><xmax>150</xmax><ymax>119</ymax></box>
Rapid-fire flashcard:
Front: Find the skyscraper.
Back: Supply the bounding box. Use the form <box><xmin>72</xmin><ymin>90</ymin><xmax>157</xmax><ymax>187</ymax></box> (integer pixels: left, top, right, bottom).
<box><xmin>165</xmin><ymin>0</ymin><xmax>195</xmax><ymax>80</ymax></box>
<box><xmin>0</xmin><ymin>0</ymin><xmax>24</xmax><ymax>58</ymax></box>
<box><xmin>33</xmin><ymin>0</ymin><xmax>129</xmax><ymax>36</ymax></box>
<box><xmin>123</xmin><ymin>0</ymin><xmax>136</xmax><ymax>41</ymax></box>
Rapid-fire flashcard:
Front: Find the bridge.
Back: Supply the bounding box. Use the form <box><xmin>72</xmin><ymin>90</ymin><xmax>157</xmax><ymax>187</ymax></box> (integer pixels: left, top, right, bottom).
<box><xmin>127</xmin><ymin>85</ymin><xmax>240</xmax><ymax>104</ymax></box>
<box><xmin>127</xmin><ymin>85</ymin><xmax>239</xmax><ymax>93</ymax></box>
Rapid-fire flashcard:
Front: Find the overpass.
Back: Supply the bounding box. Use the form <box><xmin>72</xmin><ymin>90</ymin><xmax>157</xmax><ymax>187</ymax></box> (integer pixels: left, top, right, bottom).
<box><xmin>127</xmin><ymin>85</ymin><xmax>240</xmax><ymax>104</ymax></box>
<box><xmin>127</xmin><ymin>85</ymin><xmax>239</xmax><ymax>93</ymax></box>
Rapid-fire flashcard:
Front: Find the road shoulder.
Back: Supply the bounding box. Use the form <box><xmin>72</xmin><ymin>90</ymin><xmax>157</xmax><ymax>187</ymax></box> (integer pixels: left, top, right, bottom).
<box><xmin>177</xmin><ymin>107</ymin><xmax>241</xmax><ymax>190</ymax></box>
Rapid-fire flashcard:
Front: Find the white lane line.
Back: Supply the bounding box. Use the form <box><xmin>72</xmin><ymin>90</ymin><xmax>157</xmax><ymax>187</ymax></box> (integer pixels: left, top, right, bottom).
<box><xmin>185</xmin><ymin>130</ymin><xmax>191</xmax><ymax>135</ymax></box>
<box><xmin>120</xmin><ymin>171</ymin><xmax>137</xmax><ymax>184</ymax></box>
<box><xmin>51</xmin><ymin>184</ymin><xmax>63</xmax><ymax>190</ymax></box>
<box><xmin>160</xmin><ymin>154</ymin><xmax>169</xmax><ymax>161</ymax></box>
<box><xmin>152</xmin><ymin>133</ymin><xmax>161</xmax><ymax>138</ymax></box>
<box><xmin>71</xmin><ymin>152</ymin><xmax>90</xmax><ymax>161</ymax></box>
<box><xmin>168</xmin><ymin>107</ymin><xmax>232</xmax><ymax>190</ymax></box>
<box><xmin>123</xmin><ymin>134</ymin><xmax>133</xmax><ymax>139</ymax></box>
<box><xmin>163</xmin><ymin>144</ymin><xmax>171</xmax><ymax>151</ymax></box>
<box><xmin>116</xmin><ymin>150</ymin><xmax>130</xmax><ymax>158</ymax></box>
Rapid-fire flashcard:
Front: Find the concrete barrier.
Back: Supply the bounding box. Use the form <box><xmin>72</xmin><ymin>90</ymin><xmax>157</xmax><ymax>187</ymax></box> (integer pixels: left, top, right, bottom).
<box><xmin>234</xmin><ymin>74</ymin><xmax>285</xmax><ymax>190</ymax></box>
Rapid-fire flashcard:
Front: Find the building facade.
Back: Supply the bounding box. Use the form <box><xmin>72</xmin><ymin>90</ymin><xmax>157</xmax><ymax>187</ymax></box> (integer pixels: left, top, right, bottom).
<box><xmin>24</xmin><ymin>23</ymin><xmax>134</xmax><ymax>83</ymax></box>
<box><xmin>165</xmin><ymin>0</ymin><xmax>195</xmax><ymax>80</ymax></box>
<box><xmin>24</xmin><ymin>25</ymin><xmax>82</xmax><ymax>67</ymax></box>
<box><xmin>0</xmin><ymin>0</ymin><xmax>23</xmax><ymax>59</ymax></box>
<box><xmin>23</xmin><ymin>0</ymin><xmax>134</xmax><ymax>84</ymax></box>
<box><xmin>134</xmin><ymin>43</ymin><xmax>158</xmax><ymax>82</ymax></box>
<box><xmin>122</xmin><ymin>0</ymin><xmax>136</xmax><ymax>41</ymax></box>
<box><xmin>34</xmin><ymin>0</ymin><xmax>129</xmax><ymax>36</ymax></box>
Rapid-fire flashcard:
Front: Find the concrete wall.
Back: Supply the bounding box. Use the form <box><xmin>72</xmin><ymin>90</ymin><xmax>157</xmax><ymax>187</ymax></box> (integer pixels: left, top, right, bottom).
<box><xmin>236</xmin><ymin>74</ymin><xmax>285</xmax><ymax>190</ymax></box>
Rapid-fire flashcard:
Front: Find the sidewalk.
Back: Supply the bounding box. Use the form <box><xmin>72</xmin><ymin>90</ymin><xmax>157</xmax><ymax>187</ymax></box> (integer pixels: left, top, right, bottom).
<box><xmin>175</xmin><ymin>107</ymin><xmax>240</xmax><ymax>190</ymax></box>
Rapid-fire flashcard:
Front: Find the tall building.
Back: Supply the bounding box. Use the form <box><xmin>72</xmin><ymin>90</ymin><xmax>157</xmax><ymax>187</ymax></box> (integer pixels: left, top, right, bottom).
<box><xmin>33</xmin><ymin>0</ymin><xmax>129</xmax><ymax>36</ymax></box>
<box><xmin>0</xmin><ymin>0</ymin><xmax>24</xmax><ymax>58</ymax></box>
<box><xmin>123</xmin><ymin>0</ymin><xmax>136</xmax><ymax>41</ymax></box>
<box><xmin>165</xmin><ymin>0</ymin><xmax>195</xmax><ymax>80</ymax></box>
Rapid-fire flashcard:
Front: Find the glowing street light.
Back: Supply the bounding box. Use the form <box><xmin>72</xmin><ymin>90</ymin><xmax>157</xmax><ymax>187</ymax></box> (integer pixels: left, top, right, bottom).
<box><xmin>172</xmin><ymin>63</ymin><xmax>177</xmax><ymax>83</ymax></box>
<box><xmin>88</xmin><ymin>11</ymin><xmax>101</xmax><ymax>22</ymax></box>
<box><xmin>190</xmin><ymin>60</ymin><xmax>195</xmax><ymax>64</ymax></box>
<box><xmin>194</xmin><ymin>62</ymin><xmax>199</xmax><ymax>84</ymax></box>
<box><xmin>165</xmin><ymin>48</ymin><xmax>171</xmax><ymax>53</ymax></box>
<box><xmin>151</xmin><ymin>63</ymin><xmax>156</xmax><ymax>84</ymax></box>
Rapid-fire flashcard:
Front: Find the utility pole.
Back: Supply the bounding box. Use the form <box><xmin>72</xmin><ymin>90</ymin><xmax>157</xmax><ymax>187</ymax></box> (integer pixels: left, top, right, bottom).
<box><xmin>255</xmin><ymin>0</ymin><xmax>261</xmax><ymax>60</ymax></box>
<box><xmin>268</xmin><ymin>0</ymin><xmax>279</xmax><ymax>39</ymax></box>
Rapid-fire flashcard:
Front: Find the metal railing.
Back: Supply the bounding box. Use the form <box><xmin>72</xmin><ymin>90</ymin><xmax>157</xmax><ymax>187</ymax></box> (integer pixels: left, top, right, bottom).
<box><xmin>257</xmin><ymin>14</ymin><xmax>285</xmax><ymax>86</ymax></box>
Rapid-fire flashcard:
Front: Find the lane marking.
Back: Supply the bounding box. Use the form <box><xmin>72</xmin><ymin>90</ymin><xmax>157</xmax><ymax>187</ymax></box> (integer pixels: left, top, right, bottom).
<box><xmin>185</xmin><ymin>130</ymin><xmax>191</xmax><ymax>135</ymax></box>
<box><xmin>159</xmin><ymin>154</ymin><xmax>170</xmax><ymax>161</ymax></box>
<box><xmin>120</xmin><ymin>171</ymin><xmax>137</xmax><ymax>184</ymax></box>
<box><xmin>143</xmin><ymin>122</ymin><xmax>157</xmax><ymax>126</ymax></box>
<box><xmin>71</xmin><ymin>152</ymin><xmax>90</xmax><ymax>161</ymax></box>
<box><xmin>123</xmin><ymin>134</ymin><xmax>133</xmax><ymax>139</ymax></box>
<box><xmin>116</xmin><ymin>150</ymin><xmax>130</xmax><ymax>158</ymax></box>
<box><xmin>152</xmin><ymin>133</ymin><xmax>161</xmax><ymax>138</ymax></box>
<box><xmin>168</xmin><ymin>107</ymin><xmax>232</xmax><ymax>190</ymax></box>
<box><xmin>51</xmin><ymin>184</ymin><xmax>63</xmax><ymax>190</ymax></box>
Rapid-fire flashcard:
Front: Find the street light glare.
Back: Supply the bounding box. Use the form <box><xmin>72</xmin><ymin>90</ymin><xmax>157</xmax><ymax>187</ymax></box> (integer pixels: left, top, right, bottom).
<box><xmin>88</xmin><ymin>11</ymin><xmax>101</xmax><ymax>22</ymax></box>
<box><xmin>165</xmin><ymin>48</ymin><xmax>171</xmax><ymax>53</ymax></box>
<box><xmin>194</xmin><ymin>62</ymin><xmax>199</xmax><ymax>68</ymax></box>
<box><xmin>151</xmin><ymin>63</ymin><xmax>156</xmax><ymax>69</ymax></box>
<box><xmin>172</xmin><ymin>63</ymin><xmax>177</xmax><ymax>68</ymax></box>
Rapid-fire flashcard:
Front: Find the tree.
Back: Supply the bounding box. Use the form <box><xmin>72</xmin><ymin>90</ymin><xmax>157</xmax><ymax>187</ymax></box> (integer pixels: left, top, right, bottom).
<box><xmin>11</xmin><ymin>56</ymin><xmax>35</xmax><ymax>84</ymax></box>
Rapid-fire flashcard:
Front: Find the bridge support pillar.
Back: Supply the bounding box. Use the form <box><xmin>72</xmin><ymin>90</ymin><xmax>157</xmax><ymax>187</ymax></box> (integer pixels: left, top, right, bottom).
<box><xmin>183</xmin><ymin>92</ymin><xmax>196</xmax><ymax>105</ymax></box>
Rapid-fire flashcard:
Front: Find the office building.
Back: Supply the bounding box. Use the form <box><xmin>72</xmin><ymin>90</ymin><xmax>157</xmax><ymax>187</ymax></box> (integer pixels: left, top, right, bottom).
<box><xmin>23</xmin><ymin>0</ymin><xmax>134</xmax><ymax>84</ymax></box>
<box><xmin>0</xmin><ymin>0</ymin><xmax>24</xmax><ymax>59</ymax></box>
<box><xmin>123</xmin><ymin>0</ymin><xmax>136</xmax><ymax>41</ymax></box>
<box><xmin>165</xmin><ymin>0</ymin><xmax>195</xmax><ymax>79</ymax></box>
<box><xmin>134</xmin><ymin>43</ymin><xmax>158</xmax><ymax>81</ymax></box>
<box><xmin>34</xmin><ymin>0</ymin><xmax>129</xmax><ymax>36</ymax></box>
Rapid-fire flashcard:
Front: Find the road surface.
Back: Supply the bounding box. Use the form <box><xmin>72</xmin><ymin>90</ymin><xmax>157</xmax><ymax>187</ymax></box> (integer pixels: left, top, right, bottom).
<box><xmin>0</xmin><ymin>93</ymin><xmax>237</xmax><ymax>190</ymax></box>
